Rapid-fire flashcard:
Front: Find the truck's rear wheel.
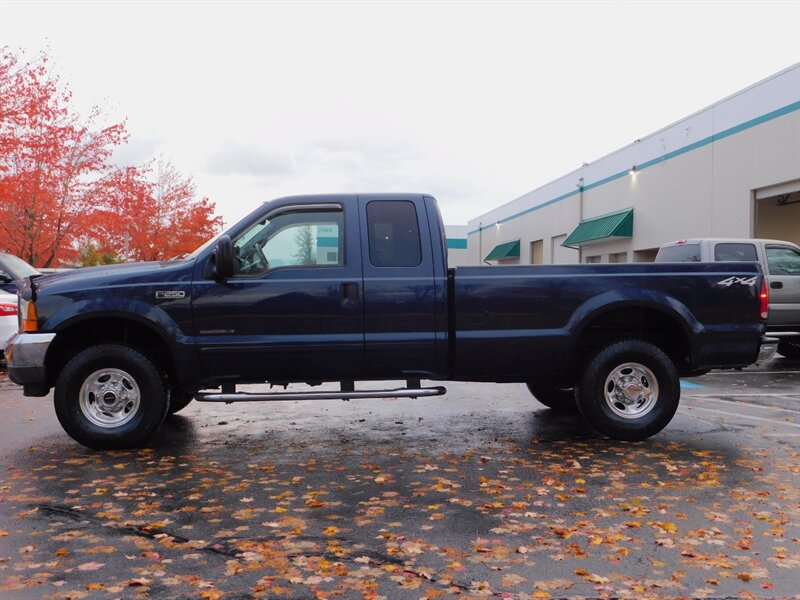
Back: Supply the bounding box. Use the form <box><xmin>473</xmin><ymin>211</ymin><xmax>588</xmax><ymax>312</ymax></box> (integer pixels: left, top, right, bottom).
<box><xmin>54</xmin><ymin>344</ymin><xmax>169</xmax><ymax>450</ymax></box>
<box><xmin>576</xmin><ymin>340</ymin><xmax>679</xmax><ymax>441</ymax></box>
<box><xmin>525</xmin><ymin>383</ymin><xmax>578</xmax><ymax>412</ymax></box>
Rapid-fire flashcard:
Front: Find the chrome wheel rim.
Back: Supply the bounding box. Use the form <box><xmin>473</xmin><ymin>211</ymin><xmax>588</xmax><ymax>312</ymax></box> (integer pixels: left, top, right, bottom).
<box><xmin>79</xmin><ymin>368</ymin><xmax>141</xmax><ymax>428</ymax></box>
<box><xmin>603</xmin><ymin>362</ymin><xmax>659</xmax><ymax>419</ymax></box>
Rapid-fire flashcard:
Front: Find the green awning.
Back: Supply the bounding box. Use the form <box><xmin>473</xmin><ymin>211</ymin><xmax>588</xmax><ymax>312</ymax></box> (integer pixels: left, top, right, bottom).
<box><xmin>563</xmin><ymin>209</ymin><xmax>633</xmax><ymax>246</ymax></box>
<box><xmin>485</xmin><ymin>239</ymin><xmax>520</xmax><ymax>261</ymax></box>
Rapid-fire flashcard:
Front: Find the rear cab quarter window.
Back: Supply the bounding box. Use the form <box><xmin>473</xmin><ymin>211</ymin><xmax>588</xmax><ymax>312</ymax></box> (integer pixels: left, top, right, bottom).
<box><xmin>714</xmin><ymin>243</ymin><xmax>757</xmax><ymax>262</ymax></box>
<box><xmin>366</xmin><ymin>201</ymin><xmax>422</xmax><ymax>268</ymax></box>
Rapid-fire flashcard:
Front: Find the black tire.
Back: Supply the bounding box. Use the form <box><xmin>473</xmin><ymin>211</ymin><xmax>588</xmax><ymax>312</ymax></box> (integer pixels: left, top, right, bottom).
<box><xmin>168</xmin><ymin>387</ymin><xmax>194</xmax><ymax>415</ymax></box>
<box><xmin>54</xmin><ymin>344</ymin><xmax>169</xmax><ymax>450</ymax></box>
<box><xmin>576</xmin><ymin>340</ymin><xmax>680</xmax><ymax>441</ymax></box>
<box><xmin>525</xmin><ymin>383</ymin><xmax>578</xmax><ymax>412</ymax></box>
<box><xmin>778</xmin><ymin>339</ymin><xmax>800</xmax><ymax>360</ymax></box>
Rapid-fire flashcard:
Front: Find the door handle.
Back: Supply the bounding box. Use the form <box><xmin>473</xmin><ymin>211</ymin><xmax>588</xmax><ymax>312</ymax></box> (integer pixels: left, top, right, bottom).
<box><xmin>340</xmin><ymin>282</ymin><xmax>359</xmax><ymax>304</ymax></box>
<box><xmin>770</xmin><ymin>281</ymin><xmax>783</xmax><ymax>289</ymax></box>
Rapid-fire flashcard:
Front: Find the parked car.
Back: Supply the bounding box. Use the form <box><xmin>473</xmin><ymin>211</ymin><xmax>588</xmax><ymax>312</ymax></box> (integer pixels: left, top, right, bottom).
<box><xmin>7</xmin><ymin>194</ymin><xmax>773</xmax><ymax>449</ymax></box>
<box><xmin>0</xmin><ymin>253</ymin><xmax>42</xmax><ymax>294</ymax></box>
<box><xmin>656</xmin><ymin>238</ymin><xmax>800</xmax><ymax>359</ymax></box>
<box><xmin>0</xmin><ymin>290</ymin><xmax>18</xmax><ymax>352</ymax></box>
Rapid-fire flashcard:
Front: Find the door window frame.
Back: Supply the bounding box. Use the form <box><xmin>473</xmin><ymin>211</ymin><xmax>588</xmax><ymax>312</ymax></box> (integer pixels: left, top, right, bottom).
<box><xmin>230</xmin><ymin>203</ymin><xmax>345</xmax><ymax>279</ymax></box>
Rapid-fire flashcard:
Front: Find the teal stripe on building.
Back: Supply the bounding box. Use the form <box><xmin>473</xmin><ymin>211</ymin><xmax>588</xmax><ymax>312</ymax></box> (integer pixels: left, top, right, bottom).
<box><xmin>446</xmin><ymin>238</ymin><xmax>468</xmax><ymax>250</ymax></box>
<box><xmin>468</xmin><ymin>100</ymin><xmax>800</xmax><ymax>236</ymax></box>
<box><xmin>317</xmin><ymin>236</ymin><xmax>339</xmax><ymax>248</ymax></box>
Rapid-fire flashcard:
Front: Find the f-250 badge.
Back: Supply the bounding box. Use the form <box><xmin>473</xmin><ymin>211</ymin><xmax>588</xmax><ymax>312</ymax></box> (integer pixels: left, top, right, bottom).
<box><xmin>716</xmin><ymin>276</ymin><xmax>757</xmax><ymax>287</ymax></box>
<box><xmin>155</xmin><ymin>290</ymin><xmax>186</xmax><ymax>299</ymax></box>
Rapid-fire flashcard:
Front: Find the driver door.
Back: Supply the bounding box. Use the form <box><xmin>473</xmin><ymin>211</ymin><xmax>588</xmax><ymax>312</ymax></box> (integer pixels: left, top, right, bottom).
<box><xmin>192</xmin><ymin>200</ymin><xmax>365</xmax><ymax>383</ymax></box>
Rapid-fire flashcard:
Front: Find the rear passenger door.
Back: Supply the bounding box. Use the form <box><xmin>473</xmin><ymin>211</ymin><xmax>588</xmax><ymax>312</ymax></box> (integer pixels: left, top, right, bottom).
<box><xmin>358</xmin><ymin>195</ymin><xmax>439</xmax><ymax>379</ymax></box>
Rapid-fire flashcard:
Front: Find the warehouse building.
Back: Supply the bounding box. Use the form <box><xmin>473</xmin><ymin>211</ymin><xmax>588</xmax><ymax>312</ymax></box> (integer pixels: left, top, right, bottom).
<box><xmin>451</xmin><ymin>63</ymin><xmax>799</xmax><ymax>267</ymax></box>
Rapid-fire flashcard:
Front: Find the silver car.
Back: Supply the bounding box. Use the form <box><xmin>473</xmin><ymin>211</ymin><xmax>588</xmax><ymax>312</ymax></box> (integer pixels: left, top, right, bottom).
<box><xmin>656</xmin><ymin>238</ymin><xmax>800</xmax><ymax>359</ymax></box>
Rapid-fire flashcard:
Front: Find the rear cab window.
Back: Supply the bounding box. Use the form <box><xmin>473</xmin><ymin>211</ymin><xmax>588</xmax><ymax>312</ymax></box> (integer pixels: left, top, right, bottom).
<box><xmin>366</xmin><ymin>201</ymin><xmax>422</xmax><ymax>267</ymax></box>
<box><xmin>714</xmin><ymin>243</ymin><xmax>757</xmax><ymax>262</ymax></box>
<box><xmin>656</xmin><ymin>244</ymin><xmax>701</xmax><ymax>262</ymax></box>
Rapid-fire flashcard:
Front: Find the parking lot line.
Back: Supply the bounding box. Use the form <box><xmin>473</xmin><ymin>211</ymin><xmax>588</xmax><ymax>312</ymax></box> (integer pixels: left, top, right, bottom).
<box><xmin>709</xmin><ymin>370</ymin><xmax>800</xmax><ymax>375</ymax></box>
<box><xmin>684</xmin><ymin>392</ymin><xmax>800</xmax><ymax>399</ymax></box>
<box><xmin>680</xmin><ymin>380</ymin><xmax>705</xmax><ymax>388</ymax></box>
<box><xmin>681</xmin><ymin>405</ymin><xmax>800</xmax><ymax>427</ymax></box>
<box><xmin>683</xmin><ymin>395</ymin><xmax>800</xmax><ymax>413</ymax></box>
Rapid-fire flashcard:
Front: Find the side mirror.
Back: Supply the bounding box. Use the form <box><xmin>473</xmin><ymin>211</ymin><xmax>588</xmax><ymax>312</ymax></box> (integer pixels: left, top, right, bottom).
<box><xmin>215</xmin><ymin>235</ymin><xmax>235</xmax><ymax>279</ymax></box>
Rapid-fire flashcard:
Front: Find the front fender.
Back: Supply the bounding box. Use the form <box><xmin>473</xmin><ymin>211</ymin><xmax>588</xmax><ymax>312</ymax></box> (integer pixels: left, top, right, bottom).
<box><xmin>42</xmin><ymin>294</ymin><xmax>190</xmax><ymax>349</ymax></box>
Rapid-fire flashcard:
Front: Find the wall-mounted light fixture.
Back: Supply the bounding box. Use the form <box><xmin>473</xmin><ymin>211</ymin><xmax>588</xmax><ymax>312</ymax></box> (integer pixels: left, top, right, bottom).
<box><xmin>495</xmin><ymin>221</ymin><xmax>501</xmax><ymax>230</ymax></box>
<box><xmin>628</xmin><ymin>165</ymin><xmax>638</xmax><ymax>177</ymax></box>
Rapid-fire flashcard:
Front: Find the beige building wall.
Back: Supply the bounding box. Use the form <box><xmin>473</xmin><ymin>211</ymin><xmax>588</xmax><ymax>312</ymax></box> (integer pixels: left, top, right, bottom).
<box><xmin>463</xmin><ymin>64</ymin><xmax>800</xmax><ymax>265</ymax></box>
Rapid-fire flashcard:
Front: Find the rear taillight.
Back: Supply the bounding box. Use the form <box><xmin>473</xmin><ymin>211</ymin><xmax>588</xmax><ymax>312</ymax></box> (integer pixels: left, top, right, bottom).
<box><xmin>0</xmin><ymin>303</ymin><xmax>17</xmax><ymax>316</ymax></box>
<box><xmin>759</xmin><ymin>279</ymin><xmax>769</xmax><ymax>321</ymax></box>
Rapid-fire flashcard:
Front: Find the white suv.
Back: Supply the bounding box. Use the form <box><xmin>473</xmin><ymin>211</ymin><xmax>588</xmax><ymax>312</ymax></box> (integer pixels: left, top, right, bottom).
<box><xmin>0</xmin><ymin>290</ymin><xmax>18</xmax><ymax>353</ymax></box>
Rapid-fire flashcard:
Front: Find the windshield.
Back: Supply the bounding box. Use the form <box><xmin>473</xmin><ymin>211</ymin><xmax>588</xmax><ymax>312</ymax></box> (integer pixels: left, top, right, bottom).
<box><xmin>0</xmin><ymin>253</ymin><xmax>42</xmax><ymax>278</ymax></box>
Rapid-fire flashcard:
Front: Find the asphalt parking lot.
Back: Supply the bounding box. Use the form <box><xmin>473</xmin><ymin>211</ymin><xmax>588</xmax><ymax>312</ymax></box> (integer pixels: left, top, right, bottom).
<box><xmin>0</xmin><ymin>357</ymin><xmax>798</xmax><ymax>599</ymax></box>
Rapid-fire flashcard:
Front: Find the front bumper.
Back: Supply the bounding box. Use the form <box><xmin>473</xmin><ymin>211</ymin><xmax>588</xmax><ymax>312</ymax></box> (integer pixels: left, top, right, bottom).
<box><xmin>755</xmin><ymin>336</ymin><xmax>778</xmax><ymax>366</ymax></box>
<box><xmin>5</xmin><ymin>332</ymin><xmax>56</xmax><ymax>393</ymax></box>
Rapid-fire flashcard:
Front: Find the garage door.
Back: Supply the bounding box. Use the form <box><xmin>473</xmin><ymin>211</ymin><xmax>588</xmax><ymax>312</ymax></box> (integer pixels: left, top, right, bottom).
<box><xmin>755</xmin><ymin>180</ymin><xmax>800</xmax><ymax>244</ymax></box>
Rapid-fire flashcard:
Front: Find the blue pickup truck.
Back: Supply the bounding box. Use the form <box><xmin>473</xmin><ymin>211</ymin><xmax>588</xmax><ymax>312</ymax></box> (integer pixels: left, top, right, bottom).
<box><xmin>5</xmin><ymin>194</ymin><xmax>775</xmax><ymax>449</ymax></box>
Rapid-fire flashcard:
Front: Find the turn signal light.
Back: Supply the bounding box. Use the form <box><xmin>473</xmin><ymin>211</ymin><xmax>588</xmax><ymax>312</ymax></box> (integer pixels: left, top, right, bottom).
<box><xmin>21</xmin><ymin>300</ymin><xmax>38</xmax><ymax>332</ymax></box>
<box><xmin>759</xmin><ymin>279</ymin><xmax>769</xmax><ymax>321</ymax></box>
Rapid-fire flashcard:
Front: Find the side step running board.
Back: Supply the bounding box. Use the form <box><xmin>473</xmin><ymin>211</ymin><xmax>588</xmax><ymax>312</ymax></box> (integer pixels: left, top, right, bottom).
<box><xmin>195</xmin><ymin>386</ymin><xmax>447</xmax><ymax>403</ymax></box>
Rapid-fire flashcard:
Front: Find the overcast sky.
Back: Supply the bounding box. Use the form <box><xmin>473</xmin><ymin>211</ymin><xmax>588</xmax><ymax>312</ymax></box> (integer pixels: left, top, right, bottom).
<box><xmin>2</xmin><ymin>1</ymin><xmax>799</xmax><ymax>227</ymax></box>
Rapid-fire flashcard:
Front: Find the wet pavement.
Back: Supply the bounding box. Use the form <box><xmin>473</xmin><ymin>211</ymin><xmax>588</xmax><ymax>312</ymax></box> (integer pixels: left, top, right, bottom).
<box><xmin>0</xmin><ymin>358</ymin><xmax>798</xmax><ymax>599</ymax></box>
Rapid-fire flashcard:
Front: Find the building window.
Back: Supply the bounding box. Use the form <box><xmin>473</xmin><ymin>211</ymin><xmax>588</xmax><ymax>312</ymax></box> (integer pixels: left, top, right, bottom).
<box><xmin>609</xmin><ymin>252</ymin><xmax>628</xmax><ymax>263</ymax></box>
<box><xmin>585</xmin><ymin>255</ymin><xmax>601</xmax><ymax>264</ymax></box>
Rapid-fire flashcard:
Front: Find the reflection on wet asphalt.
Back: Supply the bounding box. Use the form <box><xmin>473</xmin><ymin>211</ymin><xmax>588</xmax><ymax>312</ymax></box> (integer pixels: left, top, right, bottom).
<box><xmin>0</xmin><ymin>359</ymin><xmax>798</xmax><ymax>598</ymax></box>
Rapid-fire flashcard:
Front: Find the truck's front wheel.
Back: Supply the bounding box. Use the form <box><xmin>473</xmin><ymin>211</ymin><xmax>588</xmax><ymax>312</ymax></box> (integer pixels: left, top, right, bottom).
<box><xmin>54</xmin><ymin>345</ymin><xmax>169</xmax><ymax>450</ymax></box>
<box><xmin>576</xmin><ymin>340</ymin><xmax>679</xmax><ymax>441</ymax></box>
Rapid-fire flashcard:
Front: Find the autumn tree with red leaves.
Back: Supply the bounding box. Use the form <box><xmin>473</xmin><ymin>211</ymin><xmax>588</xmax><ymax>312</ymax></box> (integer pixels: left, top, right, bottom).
<box><xmin>91</xmin><ymin>159</ymin><xmax>221</xmax><ymax>262</ymax></box>
<box><xmin>0</xmin><ymin>49</ymin><xmax>220</xmax><ymax>267</ymax></box>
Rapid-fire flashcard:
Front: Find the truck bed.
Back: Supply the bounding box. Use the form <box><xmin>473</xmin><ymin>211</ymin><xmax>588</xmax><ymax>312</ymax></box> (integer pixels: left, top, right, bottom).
<box><xmin>450</xmin><ymin>262</ymin><xmax>764</xmax><ymax>381</ymax></box>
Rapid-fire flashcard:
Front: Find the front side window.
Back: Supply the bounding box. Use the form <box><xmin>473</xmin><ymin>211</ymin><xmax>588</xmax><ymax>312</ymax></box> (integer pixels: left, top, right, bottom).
<box><xmin>367</xmin><ymin>201</ymin><xmax>422</xmax><ymax>267</ymax></box>
<box><xmin>766</xmin><ymin>246</ymin><xmax>800</xmax><ymax>276</ymax></box>
<box><xmin>233</xmin><ymin>209</ymin><xmax>343</xmax><ymax>276</ymax></box>
<box><xmin>714</xmin><ymin>243</ymin><xmax>757</xmax><ymax>262</ymax></box>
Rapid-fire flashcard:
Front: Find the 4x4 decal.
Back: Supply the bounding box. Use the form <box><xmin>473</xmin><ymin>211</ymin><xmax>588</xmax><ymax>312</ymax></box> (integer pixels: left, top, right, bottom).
<box><xmin>716</xmin><ymin>276</ymin><xmax>757</xmax><ymax>287</ymax></box>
